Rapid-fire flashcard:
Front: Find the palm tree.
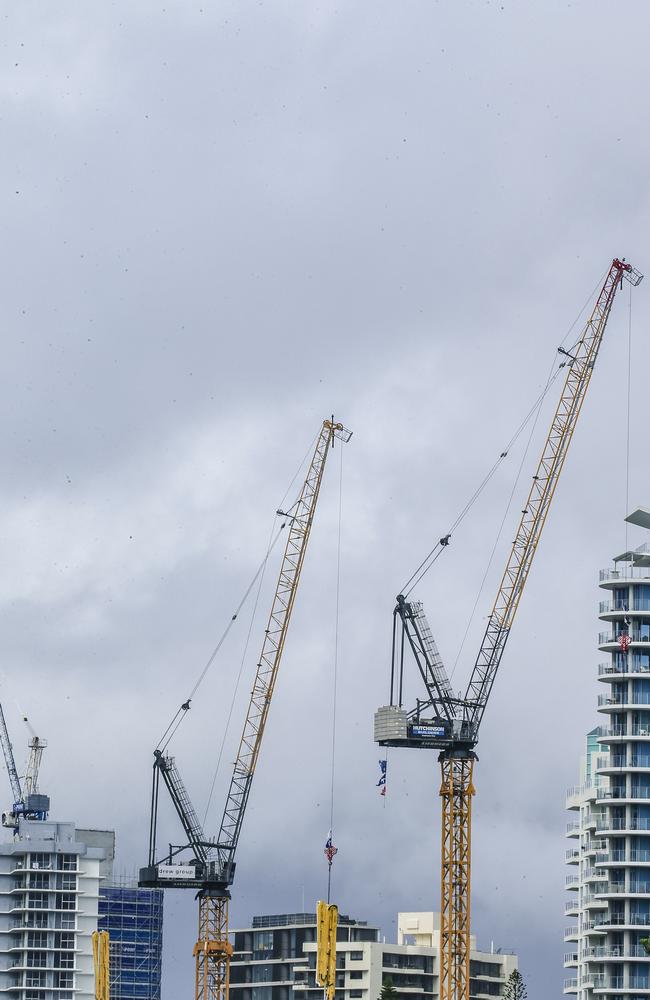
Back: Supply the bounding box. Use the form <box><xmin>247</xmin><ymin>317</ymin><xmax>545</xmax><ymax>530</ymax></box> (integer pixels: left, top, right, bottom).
<box><xmin>379</xmin><ymin>977</ymin><xmax>398</xmax><ymax>1000</ymax></box>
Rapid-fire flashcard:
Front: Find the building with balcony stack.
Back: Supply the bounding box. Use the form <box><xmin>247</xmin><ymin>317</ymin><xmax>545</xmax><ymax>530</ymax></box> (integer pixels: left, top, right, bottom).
<box><xmin>0</xmin><ymin>818</ymin><xmax>107</xmax><ymax>1000</ymax></box>
<box><xmin>230</xmin><ymin>910</ymin><xmax>518</xmax><ymax>1000</ymax></box>
<box><xmin>565</xmin><ymin>507</ymin><xmax>650</xmax><ymax>998</ymax></box>
<box><xmin>0</xmin><ymin>814</ymin><xmax>163</xmax><ymax>1000</ymax></box>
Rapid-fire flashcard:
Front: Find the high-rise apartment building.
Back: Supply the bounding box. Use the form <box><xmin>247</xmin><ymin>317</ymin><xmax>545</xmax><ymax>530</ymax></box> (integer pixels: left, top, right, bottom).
<box><xmin>0</xmin><ymin>815</ymin><xmax>163</xmax><ymax>1000</ymax></box>
<box><xmin>230</xmin><ymin>911</ymin><xmax>517</xmax><ymax>1000</ymax></box>
<box><xmin>0</xmin><ymin>818</ymin><xmax>106</xmax><ymax>1000</ymax></box>
<box><xmin>565</xmin><ymin>507</ymin><xmax>650</xmax><ymax>997</ymax></box>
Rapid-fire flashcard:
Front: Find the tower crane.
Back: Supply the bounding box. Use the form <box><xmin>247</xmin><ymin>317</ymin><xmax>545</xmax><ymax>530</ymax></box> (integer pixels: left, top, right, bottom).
<box><xmin>140</xmin><ymin>417</ymin><xmax>352</xmax><ymax>1000</ymax></box>
<box><xmin>0</xmin><ymin>703</ymin><xmax>49</xmax><ymax>827</ymax></box>
<box><xmin>374</xmin><ymin>259</ymin><xmax>643</xmax><ymax>1000</ymax></box>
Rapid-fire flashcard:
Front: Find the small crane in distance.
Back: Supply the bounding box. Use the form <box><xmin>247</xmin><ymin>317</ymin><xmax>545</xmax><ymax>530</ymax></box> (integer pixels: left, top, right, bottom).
<box><xmin>375</xmin><ymin>259</ymin><xmax>643</xmax><ymax>1000</ymax></box>
<box><xmin>140</xmin><ymin>417</ymin><xmax>352</xmax><ymax>1000</ymax></box>
<box><xmin>0</xmin><ymin>702</ymin><xmax>49</xmax><ymax>828</ymax></box>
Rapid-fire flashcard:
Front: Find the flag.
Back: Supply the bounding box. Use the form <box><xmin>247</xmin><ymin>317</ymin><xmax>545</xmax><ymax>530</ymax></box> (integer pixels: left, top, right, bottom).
<box><xmin>620</xmin><ymin>633</ymin><xmax>631</xmax><ymax>652</ymax></box>
<box><xmin>377</xmin><ymin>759</ymin><xmax>387</xmax><ymax>795</ymax></box>
<box><xmin>324</xmin><ymin>831</ymin><xmax>338</xmax><ymax>865</ymax></box>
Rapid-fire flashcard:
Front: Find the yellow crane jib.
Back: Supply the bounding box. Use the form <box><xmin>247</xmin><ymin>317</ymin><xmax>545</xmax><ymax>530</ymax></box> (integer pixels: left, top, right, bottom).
<box><xmin>374</xmin><ymin>258</ymin><xmax>642</xmax><ymax>1000</ymax></box>
<box><xmin>92</xmin><ymin>930</ymin><xmax>110</xmax><ymax>1000</ymax></box>
<box><xmin>316</xmin><ymin>900</ymin><xmax>338</xmax><ymax>1000</ymax></box>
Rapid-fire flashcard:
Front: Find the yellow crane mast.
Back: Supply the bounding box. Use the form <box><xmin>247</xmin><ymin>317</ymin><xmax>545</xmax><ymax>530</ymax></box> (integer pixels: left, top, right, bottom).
<box><xmin>375</xmin><ymin>259</ymin><xmax>642</xmax><ymax>1000</ymax></box>
<box><xmin>141</xmin><ymin>418</ymin><xmax>352</xmax><ymax>1000</ymax></box>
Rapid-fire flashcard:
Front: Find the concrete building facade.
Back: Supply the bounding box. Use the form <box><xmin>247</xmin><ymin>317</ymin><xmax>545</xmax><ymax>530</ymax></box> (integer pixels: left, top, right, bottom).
<box><xmin>230</xmin><ymin>911</ymin><xmax>518</xmax><ymax>1000</ymax></box>
<box><xmin>565</xmin><ymin>508</ymin><xmax>650</xmax><ymax>998</ymax></box>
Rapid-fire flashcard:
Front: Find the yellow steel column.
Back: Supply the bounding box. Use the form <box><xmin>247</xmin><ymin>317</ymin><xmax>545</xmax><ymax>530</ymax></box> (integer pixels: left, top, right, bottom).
<box><xmin>439</xmin><ymin>757</ymin><xmax>474</xmax><ymax>1000</ymax></box>
<box><xmin>194</xmin><ymin>895</ymin><xmax>233</xmax><ymax>1000</ymax></box>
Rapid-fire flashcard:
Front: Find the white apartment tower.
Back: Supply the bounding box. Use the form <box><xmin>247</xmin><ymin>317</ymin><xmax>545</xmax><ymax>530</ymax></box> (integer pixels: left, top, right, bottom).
<box><xmin>0</xmin><ymin>818</ymin><xmax>107</xmax><ymax>1000</ymax></box>
<box><xmin>565</xmin><ymin>507</ymin><xmax>650</xmax><ymax>997</ymax></box>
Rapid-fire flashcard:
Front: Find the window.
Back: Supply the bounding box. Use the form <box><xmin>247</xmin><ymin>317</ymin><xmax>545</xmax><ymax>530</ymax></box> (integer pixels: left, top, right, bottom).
<box><xmin>27</xmin><ymin>932</ymin><xmax>47</xmax><ymax>948</ymax></box>
<box><xmin>54</xmin><ymin>953</ymin><xmax>74</xmax><ymax>969</ymax></box>
<box><xmin>55</xmin><ymin>932</ymin><xmax>74</xmax><ymax>950</ymax></box>
<box><xmin>57</xmin><ymin>913</ymin><xmax>75</xmax><ymax>929</ymax></box>
<box><xmin>26</xmin><ymin>913</ymin><xmax>48</xmax><ymax>929</ymax></box>
<box><xmin>58</xmin><ymin>893</ymin><xmax>76</xmax><ymax>911</ymax></box>
<box><xmin>29</xmin><ymin>854</ymin><xmax>51</xmax><ymax>870</ymax></box>
<box><xmin>27</xmin><ymin>952</ymin><xmax>47</xmax><ymax>969</ymax></box>
<box><xmin>54</xmin><ymin>971</ymin><xmax>74</xmax><ymax>989</ymax></box>
<box><xmin>25</xmin><ymin>972</ymin><xmax>46</xmax><ymax>988</ymax></box>
<box><xmin>349</xmin><ymin>952</ymin><xmax>363</xmax><ymax>962</ymax></box>
<box><xmin>29</xmin><ymin>874</ymin><xmax>50</xmax><ymax>890</ymax></box>
<box><xmin>253</xmin><ymin>931</ymin><xmax>274</xmax><ymax>954</ymax></box>
<box><xmin>28</xmin><ymin>893</ymin><xmax>48</xmax><ymax>910</ymax></box>
<box><xmin>350</xmin><ymin>992</ymin><xmax>363</xmax><ymax>998</ymax></box>
<box><xmin>349</xmin><ymin>972</ymin><xmax>363</xmax><ymax>980</ymax></box>
<box><xmin>25</xmin><ymin>992</ymin><xmax>45</xmax><ymax>1000</ymax></box>
<box><xmin>61</xmin><ymin>855</ymin><xmax>78</xmax><ymax>871</ymax></box>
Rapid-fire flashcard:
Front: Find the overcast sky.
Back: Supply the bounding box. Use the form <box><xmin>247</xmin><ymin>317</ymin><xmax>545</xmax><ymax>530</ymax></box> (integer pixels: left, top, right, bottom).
<box><xmin>1</xmin><ymin>2</ymin><xmax>650</xmax><ymax>997</ymax></box>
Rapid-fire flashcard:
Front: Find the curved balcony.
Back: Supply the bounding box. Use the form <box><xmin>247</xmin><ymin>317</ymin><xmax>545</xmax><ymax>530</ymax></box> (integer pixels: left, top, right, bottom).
<box><xmin>597</xmin><ymin>788</ymin><xmax>650</xmax><ymax>805</ymax></box>
<box><xmin>597</xmin><ymin>724</ymin><xmax>650</xmax><ymax>742</ymax></box>
<box><xmin>599</xmin><ymin>567</ymin><xmax>650</xmax><ymax>587</ymax></box>
<box><xmin>596</xmin><ymin>818</ymin><xmax>650</xmax><ymax>836</ymax></box>
<box><xmin>597</xmin><ymin>694</ymin><xmax>650</xmax><ymax>713</ymax></box>
<box><xmin>582</xmin><ymin>893</ymin><xmax>607</xmax><ymax>909</ymax></box>
<box><xmin>564</xmin><ymin>927</ymin><xmax>578</xmax><ymax>942</ymax></box>
<box><xmin>596</xmin><ymin>882</ymin><xmax>650</xmax><ymax>898</ymax></box>
<box><xmin>598</xmin><ymin>756</ymin><xmax>650</xmax><ymax>775</ymax></box>
<box><xmin>598</xmin><ymin>631</ymin><xmax>650</xmax><ymax>651</ymax></box>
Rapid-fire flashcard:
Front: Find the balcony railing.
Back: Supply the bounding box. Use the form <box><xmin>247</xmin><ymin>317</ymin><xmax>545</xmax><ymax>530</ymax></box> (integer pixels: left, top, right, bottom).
<box><xmin>599</xmin><ymin>599</ymin><xmax>650</xmax><ymax>613</ymax></box>
<box><xmin>597</xmin><ymin>724</ymin><xmax>650</xmax><ymax>737</ymax></box>
<box><xmin>600</xmin><ymin>566</ymin><xmax>650</xmax><ymax>582</ymax></box>
<box><xmin>598</xmin><ymin>817</ymin><xmax>650</xmax><ymax>831</ymax></box>
<box><xmin>598</xmin><ymin>692</ymin><xmax>650</xmax><ymax>706</ymax></box>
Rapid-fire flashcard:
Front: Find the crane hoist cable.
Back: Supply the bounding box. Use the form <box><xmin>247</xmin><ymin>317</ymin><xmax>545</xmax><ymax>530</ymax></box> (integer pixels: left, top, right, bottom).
<box><xmin>449</xmin><ymin>348</ymin><xmax>559</xmax><ymax>681</ymax></box>
<box><xmin>401</xmin><ymin>268</ymin><xmax>609</xmax><ymax>599</ymax></box>
<box><xmin>326</xmin><ymin>442</ymin><xmax>344</xmax><ymax>904</ymax></box>
<box><xmin>156</xmin><ymin>428</ymin><xmax>322</xmax><ymax>755</ymax></box>
<box><xmin>202</xmin><ymin>513</ymin><xmax>276</xmax><ymax>828</ymax></box>
<box><xmin>156</xmin><ymin>519</ymin><xmax>288</xmax><ymax>753</ymax></box>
